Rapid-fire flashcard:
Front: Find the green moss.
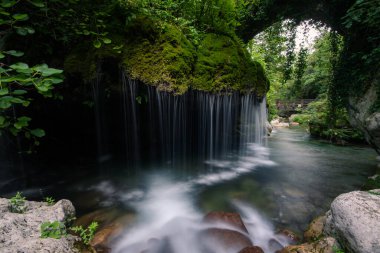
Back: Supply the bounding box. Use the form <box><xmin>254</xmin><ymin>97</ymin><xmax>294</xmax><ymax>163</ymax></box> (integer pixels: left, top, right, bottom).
<box><xmin>64</xmin><ymin>16</ymin><xmax>269</xmax><ymax>96</ymax></box>
<box><xmin>192</xmin><ymin>33</ymin><xmax>269</xmax><ymax>95</ymax></box>
<box><xmin>123</xmin><ymin>18</ymin><xmax>196</xmax><ymax>94</ymax></box>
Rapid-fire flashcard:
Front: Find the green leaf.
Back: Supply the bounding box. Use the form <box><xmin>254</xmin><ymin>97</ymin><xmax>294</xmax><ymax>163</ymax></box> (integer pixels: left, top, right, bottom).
<box><xmin>4</xmin><ymin>50</ymin><xmax>24</xmax><ymax>57</ymax></box>
<box><xmin>26</xmin><ymin>27</ymin><xmax>35</xmax><ymax>34</ymax></box>
<box><xmin>15</xmin><ymin>27</ymin><xmax>28</xmax><ymax>36</ymax></box>
<box><xmin>102</xmin><ymin>38</ymin><xmax>112</xmax><ymax>44</ymax></box>
<box><xmin>0</xmin><ymin>9</ymin><xmax>10</xmax><ymax>16</ymax></box>
<box><xmin>0</xmin><ymin>88</ymin><xmax>9</xmax><ymax>95</ymax></box>
<box><xmin>0</xmin><ymin>0</ymin><xmax>17</xmax><ymax>8</ymax></box>
<box><xmin>12</xmin><ymin>89</ymin><xmax>27</xmax><ymax>95</ymax></box>
<box><xmin>0</xmin><ymin>96</ymin><xmax>12</xmax><ymax>109</ymax></box>
<box><xmin>0</xmin><ymin>116</ymin><xmax>5</xmax><ymax>125</ymax></box>
<box><xmin>10</xmin><ymin>62</ymin><xmax>29</xmax><ymax>70</ymax></box>
<box><xmin>28</xmin><ymin>0</ymin><xmax>45</xmax><ymax>7</ymax></box>
<box><xmin>31</xmin><ymin>128</ymin><xmax>45</xmax><ymax>137</ymax></box>
<box><xmin>93</xmin><ymin>40</ymin><xmax>101</xmax><ymax>48</ymax></box>
<box><xmin>0</xmin><ymin>52</ymin><xmax>4</xmax><ymax>59</ymax></box>
<box><xmin>14</xmin><ymin>116</ymin><xmax>31</xmax><ymax>129</ymax></box>
<box><xmin>40</xmin><ymin>68</ymin><xmax>63</xmax><ymax>77</ymax></box>
<box><xmin>12</xmin><ymin>13</ymin><xmax>29</xmax><ymax>21</ymax></box>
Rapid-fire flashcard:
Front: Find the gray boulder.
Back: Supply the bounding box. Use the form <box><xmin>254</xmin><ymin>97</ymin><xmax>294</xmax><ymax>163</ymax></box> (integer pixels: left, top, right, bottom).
<box><xmin>0</xmin><ymin>198</ymin><xmax>80</xmax><ymax>253</ymax></box>
<box><xmin>324</xmin><ymin>190</ymin><xmax>380</xmax><ymax>253</ymax></box>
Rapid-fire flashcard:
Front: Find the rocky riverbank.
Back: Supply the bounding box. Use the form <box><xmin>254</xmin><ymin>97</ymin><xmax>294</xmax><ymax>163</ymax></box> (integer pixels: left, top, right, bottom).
<box><xmin>1</xmin><ymin>189</ymin><xmax>379</xmax><ymax>253</ymax></box>
<box><xmin>0</xmin><ymin>198</ymin><xmax>80</xmax><ymax>253</ymax></box>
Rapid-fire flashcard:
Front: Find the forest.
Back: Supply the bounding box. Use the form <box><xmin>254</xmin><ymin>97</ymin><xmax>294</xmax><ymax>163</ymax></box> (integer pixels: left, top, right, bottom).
<box><xmin>0</xmin><ymin>0</ymin><xmax>379</xmax><ymax>253</ymax></box>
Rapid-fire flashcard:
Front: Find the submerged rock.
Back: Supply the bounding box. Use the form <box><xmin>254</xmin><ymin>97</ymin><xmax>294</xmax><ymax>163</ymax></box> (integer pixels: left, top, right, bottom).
<box><xmin>324</xmin><ymin>190</ymin><xmax>380</xmax><ymax>253</ymax></box>
<box><xmin>304</xmin><ymin>216</ymin><xmax>326</xmax><ymax>242</ymax></box>
<box><xmin>238</xmin><ymin>246</ymin><xmax>264</xmax><ymax>253</ymax></box>
<box><xmin>200</xmin><ymin>228</ymin><xmax>253</xmax><ymax>252</ymax></box>
<box><xmin>204</xmin><ymin>211</ymin><xmax>249</xmax><ymax>233</ymax></box>
<box><xmin>276</xmin><ymin>229</ymin><xmax>300</xmax><ymax>244</ymax></box>
<box><xmin>0</xmin><ymin>198</ymin><xmax>80</xmax><ymax>253</ymax></box>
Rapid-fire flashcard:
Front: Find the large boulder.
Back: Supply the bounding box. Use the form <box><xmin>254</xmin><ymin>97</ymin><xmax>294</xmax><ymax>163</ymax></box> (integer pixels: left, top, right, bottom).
<box><xmin>324</xmin><ymin>190</ymin><xmax>380</xmax><ymax>253</ymax></box>
<box><xmin>0</xmin><ymin>198</ymin><xmax>80</xmax><ymax>253</ymax></box>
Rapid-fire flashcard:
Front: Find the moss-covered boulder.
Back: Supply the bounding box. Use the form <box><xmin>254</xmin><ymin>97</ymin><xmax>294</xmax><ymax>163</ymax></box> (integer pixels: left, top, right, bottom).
<box><xmin>193</xmin><ymin>33</ymin><xmax>269</xmax><ymax>95</ymax></box>
<box><xmin>64</xmin><ymin>16</ymin><xmax>269</xmax><ymax>96</ymax></box>
<box><xmin>123</xmin><ymin>18</ymin><xmax>196</xmax><ymax>95</ymax></box>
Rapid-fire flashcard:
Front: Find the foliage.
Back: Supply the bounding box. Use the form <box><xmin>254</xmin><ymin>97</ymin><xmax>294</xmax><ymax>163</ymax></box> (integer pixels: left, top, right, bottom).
<box><xmin>333</xmin><ymin>246</ymin><xmax>345</xmax><ymax>253</ymax></box>
<box><xmin>8</xmin><ymin>191</ymin><xmax>26</xmax><ymax>213</ymax></box>
<box><xmin>290</xmin><ymin>114</ymin><xmax>310</xmax><ymax>125</ymax></box>
<box><xmin>363</xmin><ymin>175</ymin><xmax>380</xmax><ymax>191</ymax></box>
<box><xmin>336</xmin><ymin>0</ymin><xmax>380</xmax><ymax>111</ymax></box>
<box><xmin>44</xmin><ymin>197</ymin><xmax>55</xmax><ymax>206</ymax></box>
<box><xmin>306</xmin><ymin>98</ymin><xmax>364</xmax><ymax>143</ymax></box>
<box><xmin>0</xmin><ymin>0</ymin><xmax>63</xmax><ymax>146</ymax></box>
<box><xmin>40</xmin><ymin>221</ymin><xmax>67</xmax><ymax>239</ymax></box>
<box><xmin>71</xmin><ymin>221</ymin><xmax>99</xmax><ymax>245</ymax></box>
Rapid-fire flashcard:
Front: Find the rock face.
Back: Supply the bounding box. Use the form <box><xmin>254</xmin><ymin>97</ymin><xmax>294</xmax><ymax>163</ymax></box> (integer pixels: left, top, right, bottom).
<box><xmin>324</xmin><ymin>190</ymin><xmax>380</xmax><ymax>253</ymax></box>
<box><xmin>0</xmin><ymin>198</ymin><xmax>80</xmax><ymax>253</ymax></box>
<box><xmin>348</xmin><ymin>74</ymin><xmax>380</xmax><ymax>153</ymax></box>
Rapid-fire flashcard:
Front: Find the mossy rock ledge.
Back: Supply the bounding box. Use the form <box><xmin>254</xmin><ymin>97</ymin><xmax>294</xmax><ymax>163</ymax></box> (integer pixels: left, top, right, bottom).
<box><xmin>64</xmin><ymin>18</ymin><xmax>269</xmax><ymax>96</ymax></box>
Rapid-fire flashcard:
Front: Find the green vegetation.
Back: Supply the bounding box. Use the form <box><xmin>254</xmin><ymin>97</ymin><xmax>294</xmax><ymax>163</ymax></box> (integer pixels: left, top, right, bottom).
<box><xmin>1</xmin><ymin>0</ymin><xmax>379</xmax><ymax>148</ymax></box>
<box><xmin>0</xmin><ymin>0</ymin><xmax>63</xmax><ymax>146</ymax></box>
<box><xmin>71</xmin><ymin>221</ymin><xmax>99</xmax><ymax>245</ymax></box>
<box><xmin>8</xmin><ymin>192</ymin><xmax>26</xmax><ymax>213</ymax></box>
<box><xmin>40</xmin><ymin>221</ymin><xmax>67</xmax><ymax>239</ymax></box>
<box><xmin>44</xmin><ymin>197</ymin><xmax>55</xmax><ymax>206</ymax></box>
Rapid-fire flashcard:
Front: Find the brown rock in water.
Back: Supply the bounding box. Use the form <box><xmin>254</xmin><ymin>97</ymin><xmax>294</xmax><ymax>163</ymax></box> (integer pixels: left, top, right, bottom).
<box><xmin>200</xmin><ymin>228</ymin><xmax>253</xmax><ymax>252</ymax></box>
<box><xmin>277</xmin><ymin>229</ymin><xmax>301</xmax><ymax>244</ymax></box>
<box><xmin>304</xmin><ymin>216</ymin><xmax>326</xmax><ymax>242</ymax></box>
<box><xmin>90</xmin><ymin>213</ymin><xmax>135</xmax><ymax>251</ymax></box>
<box><xmin>238</xmin><ymin>246</ymin><xmax>265</xmax><ymax>253</ymax></box>
<box><xmin>204</xmin><ymin>211</ymin><xmax>249</xmax><ymax>233</ymax></box>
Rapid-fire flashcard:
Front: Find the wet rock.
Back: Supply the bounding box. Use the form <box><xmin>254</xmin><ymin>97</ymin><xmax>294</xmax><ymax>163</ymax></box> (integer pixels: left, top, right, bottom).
<box><xmin>90</xmin><ymin>213</ymin><xmax>135</xmax><ymax>252</ymax></box>
<box><xmin>324</xmin><ymin>190</ymin><xmax>380</xmax><ymax>253</ymax></box>
<box><xmin>0</xmin><ymin>198</ymin><xmax>79</xmax><ymax>253</ymax></box>
<box><xmin>200</xmin><ymin>228</ymin><xmax>253</xmax><ymax>252</ymax></box>
<box><xmin>238</xmin><ymin>246</ymin><xmax>264</xmax><ymax>253</ymax></box>
<box><xmin>277</xmin><ymin>229</ymin><xmax>300</xmax><ymax>244</ymax></box>
<box><xmin>204</xmin><ymin>211</ymin><xmax>248</xmax><ymax>233</ymax></box>
<box><xmin>278</xmin><ymin>237</ymin><xmax>339</xmax><ymax>253</ymax></box>
<box><xmin>304</xmin><ymin>216</ymin><xmax>326</xmax><ymax>242</ymax></box>
<box><xmin>74</xmin><ymin>208</ymin><xmax>120</xmax><ymax>228</ymax></box>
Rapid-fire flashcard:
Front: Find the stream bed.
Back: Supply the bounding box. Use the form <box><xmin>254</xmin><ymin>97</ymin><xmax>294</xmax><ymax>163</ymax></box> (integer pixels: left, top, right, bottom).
<box><xmin>1</xmin><ymin>127</ymin><xmax>377</xmax><ymax>252</ymax></box>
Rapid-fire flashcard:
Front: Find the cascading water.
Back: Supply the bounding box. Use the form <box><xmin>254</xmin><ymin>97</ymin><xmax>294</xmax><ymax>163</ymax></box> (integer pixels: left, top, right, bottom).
<box><xmin>106</xmin><ymin>74</ymin><xmax>286</xmax><ymax>253</ymax></box>
<box><xmin>119</xmin><ymin>73</ymin><xmax>267</xmax><ymax>165</ymax></box>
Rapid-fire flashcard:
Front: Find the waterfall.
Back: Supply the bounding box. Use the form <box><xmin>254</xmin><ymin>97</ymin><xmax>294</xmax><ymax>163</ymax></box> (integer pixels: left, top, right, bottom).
<box><xmin>121</xmin><ymin>74</ymin><xmax>140</xmax><ymax>167</ymax></box>
<box><xmin>119</xmin><ymin>73</ymin><xmax>267</xmax><ymax>166</ymax></box>
<box><xmin>91</xmin><ymin>70</ymin><xmax>111</xmax><ymax>163</ymax></box>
